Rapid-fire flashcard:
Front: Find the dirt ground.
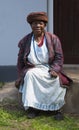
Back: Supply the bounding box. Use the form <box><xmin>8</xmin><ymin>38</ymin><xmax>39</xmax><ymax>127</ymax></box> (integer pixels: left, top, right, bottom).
<box><xmin>0</xmin><ymin>82</ymin><xmax>19</xmax><ymax>102</ymax></box>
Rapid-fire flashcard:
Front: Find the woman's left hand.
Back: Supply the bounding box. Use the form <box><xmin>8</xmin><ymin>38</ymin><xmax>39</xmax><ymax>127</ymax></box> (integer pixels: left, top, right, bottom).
<box><xmin>49</xmin><ymin>70</ymin><xmax>58</xmax><ymax>78</ymax></box>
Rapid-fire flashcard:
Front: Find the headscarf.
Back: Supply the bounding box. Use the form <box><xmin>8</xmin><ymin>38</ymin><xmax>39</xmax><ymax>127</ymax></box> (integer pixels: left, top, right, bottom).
<box><xmin>27</xmin><ymin>12</ymin><xmax>48</xmax><ymax>24</ymax></box>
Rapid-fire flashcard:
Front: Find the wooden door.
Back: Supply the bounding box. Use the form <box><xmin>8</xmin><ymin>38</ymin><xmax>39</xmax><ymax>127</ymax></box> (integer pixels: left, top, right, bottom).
<box><xmin>54</xmin><ymin>0</ymin><xmax>79</xmax><ymax>64</ymax></box>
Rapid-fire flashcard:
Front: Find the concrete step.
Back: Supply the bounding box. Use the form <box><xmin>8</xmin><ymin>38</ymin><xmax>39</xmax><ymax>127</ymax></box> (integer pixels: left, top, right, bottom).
<box><xmin>63</xmin><ymin>65</ymin><xmax>79</xmax><ymax>114</ymax></box>
<box><xmin>0</xmin><ymin>65</ymin><xmax>79</xmax><ymax>114</ymax></box>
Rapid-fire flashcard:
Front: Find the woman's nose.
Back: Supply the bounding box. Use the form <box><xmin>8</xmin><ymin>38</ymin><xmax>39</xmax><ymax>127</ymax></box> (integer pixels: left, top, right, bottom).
<box><xmin>36</xmin><ymin>23</ymin><xmax>40</xmax><ymax>26</ymax></box>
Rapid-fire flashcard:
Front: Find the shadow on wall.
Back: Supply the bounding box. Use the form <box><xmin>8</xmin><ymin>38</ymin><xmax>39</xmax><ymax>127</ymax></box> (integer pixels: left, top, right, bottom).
<box><xmin>0</xmin><ymin>66</ymin><xmax>17</xmax><ymax>82</ymax></box>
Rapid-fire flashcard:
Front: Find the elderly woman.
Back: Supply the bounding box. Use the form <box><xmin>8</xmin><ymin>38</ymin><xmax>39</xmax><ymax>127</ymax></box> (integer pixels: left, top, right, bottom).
<box><xmin>15</xmin><ymin>12</ymin><xmax>73</xmax><ymax>120</ymax></box>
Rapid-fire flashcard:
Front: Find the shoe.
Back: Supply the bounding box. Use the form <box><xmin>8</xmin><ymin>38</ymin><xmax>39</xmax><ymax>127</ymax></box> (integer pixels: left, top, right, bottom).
<box><xmin>54</xmin><ymin>111</ymin><xmax>64</xmax><ymax>120</ymax></box>
<box><xmin>27</xmin><ymin>108</ymin><xmax>40</xmax><ymax>119</ymax></box>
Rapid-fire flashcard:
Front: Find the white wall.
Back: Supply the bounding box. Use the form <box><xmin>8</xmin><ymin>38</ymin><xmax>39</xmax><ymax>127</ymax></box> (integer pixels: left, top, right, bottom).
<box><xmin>0</xmin><ymin>0</ymin><xmax>47</xmax><ymax>65</ymax></box>
<box><xmin>47</xmin><ymin>0</ymin><xmax>53</xmax><ymax>33</ymax></box>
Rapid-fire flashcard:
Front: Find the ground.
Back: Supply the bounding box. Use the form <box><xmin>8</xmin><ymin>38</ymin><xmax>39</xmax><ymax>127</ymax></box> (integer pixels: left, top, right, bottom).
<box><xmin>0</xmin><ymin>82</ymin><xmax>19</xmax><ymax>102</ymax></box>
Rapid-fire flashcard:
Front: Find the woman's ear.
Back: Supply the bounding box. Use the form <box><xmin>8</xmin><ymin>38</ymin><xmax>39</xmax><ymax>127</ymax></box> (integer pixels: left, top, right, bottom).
<box><xmin>44</xmin><ymin>22</ymin><xmax>47</xmax><ymax>27</ymax></box>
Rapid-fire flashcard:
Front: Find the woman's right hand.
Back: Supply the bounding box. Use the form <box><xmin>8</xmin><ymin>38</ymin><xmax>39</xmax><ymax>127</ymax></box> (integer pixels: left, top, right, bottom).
<box><xmin>15</xmin><ymin>77</ymin><xmax>22</xmax><ymax>89</ymax></box>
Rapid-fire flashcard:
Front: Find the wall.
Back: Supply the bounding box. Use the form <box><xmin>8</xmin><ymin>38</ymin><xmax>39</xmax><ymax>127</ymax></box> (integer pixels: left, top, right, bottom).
<box><xmin>0</xmin><ymin>0</ymin><xmax>47</xmax><ymax>65</ymax></box>
<box><xmin>0</xmin><ymin>0</ymin><xmax>47</xmax><ymax>81</ymax></box>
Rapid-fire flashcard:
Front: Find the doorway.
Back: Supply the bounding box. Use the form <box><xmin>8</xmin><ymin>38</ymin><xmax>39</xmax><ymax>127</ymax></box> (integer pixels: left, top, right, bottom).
<box><xmin>54</xmin><ymin>0</ymin><xmax>79</xmax><ymax>64</ymax></box>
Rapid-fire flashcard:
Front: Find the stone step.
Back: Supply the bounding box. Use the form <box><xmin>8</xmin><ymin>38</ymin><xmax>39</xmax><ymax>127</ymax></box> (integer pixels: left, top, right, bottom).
<box><xmin>63</xmin><ymin>82</ymin><xmax>79</xmax><ymax>114</ymax></box>
<box><xmin>63</xmin><ymin>65</ymin><xmax>79</xmax><ymax>114</ymax></box>
<box><xmin>0</xmin><ymin>66</ymin><xmax>79</xmax><ymax>114</ymax></box>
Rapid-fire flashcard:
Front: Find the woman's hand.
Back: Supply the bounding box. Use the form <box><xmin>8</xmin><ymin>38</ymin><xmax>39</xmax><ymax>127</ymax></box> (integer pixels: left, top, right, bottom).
<box><xmin>15</xmin><ymin>77</ymin><xmax>22</xmax><ymax>89</ymax></box>
<box><xmin>49</xmin><ymin>70</ymin><xmax>58</xmax><ymax>78</ymax></box>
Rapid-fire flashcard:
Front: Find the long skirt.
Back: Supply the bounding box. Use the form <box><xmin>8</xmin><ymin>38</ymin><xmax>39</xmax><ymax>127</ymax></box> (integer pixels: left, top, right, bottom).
<box><xmin>19</xmin><ymin>65</ymin><xmax>66</xmax><ymax>111</ymax></box>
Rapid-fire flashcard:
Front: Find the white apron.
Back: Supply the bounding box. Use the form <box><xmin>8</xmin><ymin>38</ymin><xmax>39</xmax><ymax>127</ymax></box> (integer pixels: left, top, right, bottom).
<box><xmin>19</xmin><ymin>36</ymin><xmax>66</xmax><ymax>111</ymax></box>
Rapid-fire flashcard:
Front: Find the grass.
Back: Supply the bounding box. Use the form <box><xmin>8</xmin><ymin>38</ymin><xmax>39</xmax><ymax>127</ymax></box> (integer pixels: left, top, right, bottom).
<box><xmin>0</xmin><ymin>101</ymin><xmax>79</xmax><ymax>130</ymax></box>
<box><xmin>0</xmin><ymin>82</ymin><xmax>79</xmax><ymax>130</ymax></box>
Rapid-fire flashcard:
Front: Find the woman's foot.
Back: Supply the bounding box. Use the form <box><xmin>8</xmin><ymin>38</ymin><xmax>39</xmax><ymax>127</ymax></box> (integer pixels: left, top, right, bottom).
<box><xmin>54</xmin><ymin>111</ymin><xmax>64</xmax><ymax>120</ymax></box>
<box><xmin>27</xmin><ymin>107</ymin><xmax>40</xmax><ymax>119</ymax></box>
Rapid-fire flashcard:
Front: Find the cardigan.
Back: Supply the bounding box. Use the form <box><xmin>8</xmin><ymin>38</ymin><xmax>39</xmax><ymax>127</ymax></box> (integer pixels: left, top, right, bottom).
<box><xmin>17</xmin><ymin>31</ymin><xmax>73</xmax><ymax>87</ymax></box>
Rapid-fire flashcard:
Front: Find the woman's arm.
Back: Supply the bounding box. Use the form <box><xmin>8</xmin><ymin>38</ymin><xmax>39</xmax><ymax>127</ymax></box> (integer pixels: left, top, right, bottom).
<box><xmin>50</xmin><ymin>35</ymin><xmax>64</xmax><ymax>73</ymax></box>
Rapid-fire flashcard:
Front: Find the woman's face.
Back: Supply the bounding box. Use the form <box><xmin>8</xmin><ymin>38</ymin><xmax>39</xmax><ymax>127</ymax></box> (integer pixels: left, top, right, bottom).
<box><xmin>31</xmin><ymin>21</ymin><xmax>46</xmax><ymax>36</ymax></box>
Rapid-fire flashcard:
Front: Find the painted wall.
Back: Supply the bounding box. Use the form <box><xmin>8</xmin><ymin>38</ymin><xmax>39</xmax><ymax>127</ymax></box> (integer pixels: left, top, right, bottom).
<box><xmin>0</xmin><ymin>0</ymin><xmax>47</xmax><ymax>65</ymax></box>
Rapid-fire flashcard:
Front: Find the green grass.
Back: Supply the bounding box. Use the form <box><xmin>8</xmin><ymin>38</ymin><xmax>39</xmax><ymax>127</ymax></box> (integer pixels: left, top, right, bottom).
<box><xmin>0</xmin><ymin>102</ymin><xmax>79</xmax><ymax>130</ymax></box>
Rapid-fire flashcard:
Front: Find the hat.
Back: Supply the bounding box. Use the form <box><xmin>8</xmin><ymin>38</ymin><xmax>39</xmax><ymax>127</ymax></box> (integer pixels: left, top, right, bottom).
<box><xmin>27</xmin><ymin>12</ymin><xmax>48</xmax><ymax>24</ymax></box>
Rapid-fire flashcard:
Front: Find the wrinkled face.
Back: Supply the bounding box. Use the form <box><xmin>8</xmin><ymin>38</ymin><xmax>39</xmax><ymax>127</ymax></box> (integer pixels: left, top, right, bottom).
<box><xmin>31</xmin><ymin>21</ymin><xmax>46</xmax><ymax>36</ymax></box>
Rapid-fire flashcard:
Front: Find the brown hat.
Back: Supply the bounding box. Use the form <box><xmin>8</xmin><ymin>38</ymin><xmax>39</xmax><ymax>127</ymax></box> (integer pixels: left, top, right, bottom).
<box><xmin>27</xmin><ymin>12</ymin><xmax>48</xmax><ymax>24</ymax></box>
